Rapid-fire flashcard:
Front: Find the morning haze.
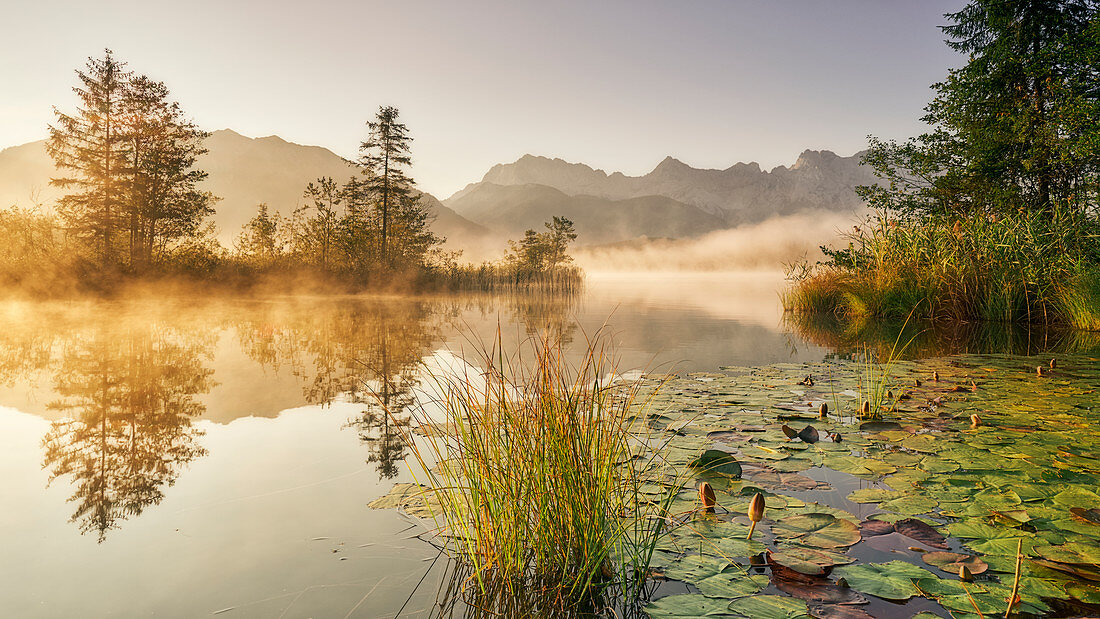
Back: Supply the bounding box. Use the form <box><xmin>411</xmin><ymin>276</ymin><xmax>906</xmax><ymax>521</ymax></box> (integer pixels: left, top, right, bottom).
<box><xmin>5</xmin><ymin>1</ymin><xmax>1100</xmax><ymax>617</ymax></box>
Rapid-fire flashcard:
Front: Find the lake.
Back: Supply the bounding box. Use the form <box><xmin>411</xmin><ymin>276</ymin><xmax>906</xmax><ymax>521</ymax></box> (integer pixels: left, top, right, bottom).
<box><xmin>0</xmin><ymin>272</ymin><xmax>1095</xmax><ymax>617</ymax></box>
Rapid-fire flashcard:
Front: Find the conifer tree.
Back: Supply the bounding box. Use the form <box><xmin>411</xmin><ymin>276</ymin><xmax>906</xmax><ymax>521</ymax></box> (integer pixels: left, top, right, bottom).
<box><xmin>358</xmin><ymin>106</ymin><xmax>413</xmax><ymax>266</ymax></box>
<box><xmin>47</xmin><ymin>50</ymin><xmax>133</xmax><ymax>268</ymax></box>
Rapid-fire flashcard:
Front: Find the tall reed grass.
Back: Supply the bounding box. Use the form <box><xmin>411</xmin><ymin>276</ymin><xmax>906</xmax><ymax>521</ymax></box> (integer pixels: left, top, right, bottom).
<box><xmin>784</xmin><ymin>208</ymin><xmax>1100</xmax><ymax>328</ymax></box>
<box><xmin>441</xmin><ymin>262</ymin><xmax>585</xmax><ymax>295</ymax></box>
<box><xmin>400</xmin><ymin>329</ymin><xmax>677</xmax><ymax>609</ymax></box>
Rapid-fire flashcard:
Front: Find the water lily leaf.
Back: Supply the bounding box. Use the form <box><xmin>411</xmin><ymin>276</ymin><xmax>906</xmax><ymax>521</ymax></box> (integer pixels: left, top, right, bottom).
<box><xmin>367</xmin><ymin>483</ymin><xmax>437</xmax><ymax>518</ymax></box>
<box><xmin>1066</xmin><ymin>581</ymin><xmax>1100</xmax><ymax>604</ymax></box>
<box><xmin>878</xmin><ymin>495</ymin><xmax>938</xmax><ymax>516</ymax></box>
<box><xmin>832</xmin><ymin>561</ymin><xmax>931</xmax><ymax>601</ymax></box>
<box><xmin>772</xmin><ymin>513</ymin><xmax>861</xmax><ymax>548</ymax></box>
<box><xmin>893</xmin><ymin>518</ymin><xmax>948</xmax><ymax>549</ymax></box>
<box><xmin>663</xmin><ymin>554</ymin><xmax>732</xmax><ymax>582</ymax></box>
<box><xmin>751</xmin><ymin>470</ymin><xmax>828</xmax><ymax>491</ymax></box>
<box><xmin>1070</xmin><ymin>507</ymin><xmax>1100</xmax><ymax>526</ymax></box>
<box><xmin>859</xmin><ymin>519</ymin><xmax>895</xmax><ymax>537</ymax></box>
<box><xmin>742</xmin><ymin>445</ymin><xmax>791</xmax><ymax>461</ymax></box>
<box><xmin>920</xmin><ymin>551</ymin><xmax>988</xmax><ymax>575</ymax></box>
<box><xmin>798</xmin><ymin>425</ymin><xmax>821</xmax><ymax>444</ymax></box>
<box><xmin>726</xmin><ymin>594</ymin><xmax>810</xmax><ymax>619</ymax></box>
<box><xmin>1053</xmin><ymin>487</ymin><xmax>1100</xmax><ymax>509</ymax></box>
<box><xmin>645</xmin><ymin>593</ymin><xmax>737</xmax><ymax>618</ymax></box>
<box><xmin>694</xmin><ymin>572</ymin><xmax>769</xmax><ymax>599</ymax></box>
<box><xmin>1034</xmin><ymin>542</ymin><xmax>1100</xmax><ymax>566</ymax></box>
<box><xmin>806</xmin><ymin>605</ymin><xmax>874</xmax><ymax>618</ymax></box>
<box><xmin>847</xmin><ymin>488</ymin><xmax>901</xmax><ymax>504</ymax></box>
<box><xmin>768</xmin><ymin>546</ymin><xmax>854</xmax><ymax>576</ymax></box>
<box><xmin>690</xmin><ymin>449</ymin><xmax>743</xmax><ymax>477</ymax></box>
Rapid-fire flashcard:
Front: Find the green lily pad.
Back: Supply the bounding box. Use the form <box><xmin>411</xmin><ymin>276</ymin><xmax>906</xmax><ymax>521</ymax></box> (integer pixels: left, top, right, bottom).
<box><xmin>726</xmin><ymin>594</ymin><xmax>810</xmax><ymax>619</ymax></box>
<box><xmin>768</xmin><ymin>546</ymin><xmax>854</xmax><ymax>575</ymax></box>
<box><xmin>694</xmin><ymin>572</ymin><xmax>769</xmax><ymax>599</ymax></box>
<box><xmin>645</xmin><ymin>593</ymin><xmax>737</xmax><ymax>618</ymax></box>
<box><xmin>772</xmin><ymin>513</ymin><xmax>861</xmax><ymax>548</ymax></box>
<box><xmin>832</xmin><ymin>561</ymin><xmax>931</xmax><ymax>601</ymax></box>
<box><xmin>691</xmin><ymin>449</ymin><xmax>743</xmax><ymax>477</ymax></box>
<box><xmin>1034</xmin><ymin>542</ymin><xmax>1100</xmax><ymax>565</ymax></box>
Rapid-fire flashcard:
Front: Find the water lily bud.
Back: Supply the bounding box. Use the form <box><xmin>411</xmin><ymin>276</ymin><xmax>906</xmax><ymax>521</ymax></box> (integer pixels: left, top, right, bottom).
<box><xmin>860</xmin><ymin>401</ymin><xmax>871</xmax><ymax>415</ymax></box>
<box><xmin>933</xmin><ymin>371</ymin><xmax>939</xmax><ymax>382</ymax></box>
<box><xmin>818</xmin><ymin>402</ymin><xmax>828</xmax><ymax>418</ymax></box>
<box><xmin>1050</xmin><ymin>358</ymin><xmax>1057</xmax><ymax>369</ymax></box>
<box><xmin>970</xmin><ymin>414</ymin><xmax>982</xmax><ymax>428</ymax></box>
<box><xmin>837</xmin><ymin>577</ymin><xmax>849</xmax><ymax>589</ymax></box>
<box><xmin>959</xmin><ymin>564</ymin><xmax>973</xmax><ymax>582</ymax></box>
<box><xmin>914</xmin><ymin>379</ymin><xmax>922</xmax><ymax>387</ymax></box>
<box><xmin>699</xmin><ymin>481</ymin><xmax>716</xmax><ymax>513</ymax></box>
<box><xmin>830</xmin><ymin>432</ymin><xmax>842</xmax><ymax>443</ymax></box>
<box><xmin>1037</xmin><ymin>366</ymin><xmax>1045</xmax><ymax>377</ymax></box>
<box><xmin>747</xmin><ymin>492</ymin><xmax>765</xmax><ymax>540</ymax></box>
<box><xmin>887</xmin><ymin>390</ymin><xmax>894</xmax><ymax>399</ymax></box>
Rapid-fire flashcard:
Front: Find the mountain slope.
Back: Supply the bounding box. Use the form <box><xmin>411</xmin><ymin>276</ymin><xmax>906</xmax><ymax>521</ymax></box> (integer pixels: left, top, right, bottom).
<box><xmin>446</xmin><ymin>182</ymin><xmax>727</xmax><ymax>245</ymax></box>
<box><xmin>449</xmin><ymin>151</ymin><xmax>876</xmax><ymax>226</ymax></box>
<box><xmin>0</xmin><ymin>130</ymin><xmax>487</xmax><ymax>248</ymax></box>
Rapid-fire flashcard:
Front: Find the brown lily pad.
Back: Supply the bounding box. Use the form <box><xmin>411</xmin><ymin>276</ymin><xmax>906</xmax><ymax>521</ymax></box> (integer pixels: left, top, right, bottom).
<box><xmin>894</xmin><ymin>518</ymin><xmax>948</xmax><ymax>549</ymax></box>
<box><xmin>1070</xmin><ymin>507</ymin><xmax>1100</xmax><ymax>526</ymax></box>
<box><xmin>859</xmin><ymin>519</ymin><xmax>895</xmax><ymax>537</ymax></box>
<box><xmin>768</xmin><ymin>547</ymin><xmax>854</xmax><ymax>576</ymax></box>
<box><xmin>921</xmin><ymin>551</ymin><xmax>989</xmax><ymax>575</ymax></box>
<box><xmin>808</xmin><ymin>606</ymin><xmax>875</xmax><ymax>619</ymax></box>
<box><xmin>798</xmin><ymin>425</ymin><xmax>821</xmax><ymax>444</ymax></box>
<box><xmin>775</xmin><ymin>578</ymin><xmax>868</xmax><ymax>605</ymax></box>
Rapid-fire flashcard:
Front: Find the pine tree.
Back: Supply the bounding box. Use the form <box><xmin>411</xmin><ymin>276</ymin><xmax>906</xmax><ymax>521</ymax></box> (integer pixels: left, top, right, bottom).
<box><xmin>47</xmin><ymin>50</ymin><xmax>133</xmax><ymax>268</ymax></box>
<box><xmin>358</xmin><ymin>106</ymin><xmax>413</xmax><ymax>266</ymax></box>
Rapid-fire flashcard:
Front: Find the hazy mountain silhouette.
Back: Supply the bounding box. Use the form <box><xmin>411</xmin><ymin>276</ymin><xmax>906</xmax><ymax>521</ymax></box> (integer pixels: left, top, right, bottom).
<box><xmin>447</xmin><ymin>182</ymin><xmax>727</xmax><ymax>244</ymax></box>
<box><xmin>0</xmin><ymin>129</ymin><xmax>487</xmax><ymax>248</ymax></box>
<box><xmin>447</xmin><ymin>151</ymin><xmax>876</xmax><ymax>228</ymax></box>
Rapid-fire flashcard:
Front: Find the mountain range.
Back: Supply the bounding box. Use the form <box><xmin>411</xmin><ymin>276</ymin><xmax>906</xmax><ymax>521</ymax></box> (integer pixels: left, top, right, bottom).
<box><xmin>0</xmin><ymin>130</ymin><xmax>876</xmax><ymax>257</ymax></box>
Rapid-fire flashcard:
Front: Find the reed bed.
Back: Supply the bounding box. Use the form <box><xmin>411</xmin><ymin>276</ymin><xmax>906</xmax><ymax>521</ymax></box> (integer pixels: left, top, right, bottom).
<box><xmin>785</xmin><ymin>208</ymin><xmax>1100</xmax><ymax>328</ymax></box>
<box><xmin>401</xmin><ymin>329</ymin><xmax>676</xmax><ymax>609</ymax></box>
<box><xmin>441</xmin><ymin>263</ymin><xmax>585</xmax><ymax>295</ymax></box>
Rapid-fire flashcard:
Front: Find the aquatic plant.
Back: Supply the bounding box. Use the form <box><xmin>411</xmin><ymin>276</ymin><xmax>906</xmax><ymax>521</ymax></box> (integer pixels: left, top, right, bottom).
<box><xmin>399</xmin><ymin>329</ymin><xmax>679</xmax><ymax>607</ymax></box>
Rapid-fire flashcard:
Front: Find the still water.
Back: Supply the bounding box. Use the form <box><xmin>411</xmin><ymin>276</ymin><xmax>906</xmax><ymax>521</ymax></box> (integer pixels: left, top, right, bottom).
<box><xmin>0</xmin><ymin>273</ymin><xmax>1085</xmax><ymax>617</ymax></box>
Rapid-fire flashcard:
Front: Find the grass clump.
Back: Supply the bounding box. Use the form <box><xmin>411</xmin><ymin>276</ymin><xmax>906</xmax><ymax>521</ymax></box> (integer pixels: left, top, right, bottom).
<box><xmin>785</xmin><ymin>208</ymin><xmax>1100</xmax><ymax>328</ymax></box>
<box><xmin>402</xmin><ymin>330</ymin><xmax>676</xmax><ymax>610</ymax></box>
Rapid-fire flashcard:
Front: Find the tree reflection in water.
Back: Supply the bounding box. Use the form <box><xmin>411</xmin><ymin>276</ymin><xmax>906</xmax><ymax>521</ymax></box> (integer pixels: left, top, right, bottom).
<box><xmin>9</xmin><ymin>291</ymin><xmax>581</xmax><ymax>539</ymax></box>
<box><xmin>41</xmin><ymin>325</ymin><xmax>215</xmax><ymax>542</ymax></box>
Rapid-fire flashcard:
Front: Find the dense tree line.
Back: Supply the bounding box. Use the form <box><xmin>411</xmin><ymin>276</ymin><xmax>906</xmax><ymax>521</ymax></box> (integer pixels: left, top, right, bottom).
<box><xmin>0</xmin><ymin>51</ymin><xmax>582</xmax><ymax>295</ymax></box>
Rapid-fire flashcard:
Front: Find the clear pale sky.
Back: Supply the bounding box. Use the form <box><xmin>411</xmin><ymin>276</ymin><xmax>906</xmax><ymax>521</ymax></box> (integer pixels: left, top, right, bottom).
<box><xmin>1</xmin><ymin>0</ymin><xmax>963</xmax><ymax>198</ymax></box>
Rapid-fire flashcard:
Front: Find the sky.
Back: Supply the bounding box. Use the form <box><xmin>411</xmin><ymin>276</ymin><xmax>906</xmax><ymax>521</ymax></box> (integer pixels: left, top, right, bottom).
<box><xmin>0</xmin><ymin>0</ymin><xmax>964</xmax><ymax>198</ymax></box>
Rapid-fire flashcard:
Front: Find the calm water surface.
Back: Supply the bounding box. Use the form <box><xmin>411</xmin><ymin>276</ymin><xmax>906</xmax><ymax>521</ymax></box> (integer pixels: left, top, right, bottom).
<box><xmin>0</xmin><ymin>272</ymin><xmax>1084</xmax><ymax>617</ymax></box>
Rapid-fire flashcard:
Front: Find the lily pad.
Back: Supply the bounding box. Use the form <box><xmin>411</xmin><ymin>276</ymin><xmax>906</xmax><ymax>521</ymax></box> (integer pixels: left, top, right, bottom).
<box><xmin>772</xmin><ymin>513</ymin><xmax>862</xmax><ymax>548</ymax></box>
<box><xmin>893</xmin><ymin>518</ymin><xmax>948</xmax><ymax>549</ymax></box>
<box><xmin>768</xmin><ymin>546</ymin><xmax>855</xmax><ymax>576</ymax></box>
<box><xmin>920</xmin><ymin>551</ymin><xmax>989</xmax><ymax>575</ymax></box>
<box><xmin>645</xmin><ymin>593</ymin><xmax>737</xmax><ymax>618</ymax></box>
<box><xmin>690</xmin><ymin>449</ymin><xmax>743</xmax><ymax>477</ymax></box>
<box><xmin>726</xmin><ymin>595</ymin><xmax>810</xmax><ymax>619</ymax></box>
<box><xmin>694</xmin><ymin>572</ymin><xmax>769</xmax><ymax>599</ymax></box>
<box><xmin>832</xmin><ymin>561</ymin><xmax>932</xmax><ymax>601</ymax></box>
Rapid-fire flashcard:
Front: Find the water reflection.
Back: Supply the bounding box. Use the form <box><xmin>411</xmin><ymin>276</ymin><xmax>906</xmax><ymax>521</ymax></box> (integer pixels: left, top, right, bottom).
<box><xmin>41</xmin><ymin>325</ymin><xmax>215</xmax><ymax>541</ymax></box>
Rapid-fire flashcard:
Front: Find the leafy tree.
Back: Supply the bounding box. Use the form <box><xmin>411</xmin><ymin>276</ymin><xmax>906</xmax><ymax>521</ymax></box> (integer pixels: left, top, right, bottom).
<box><xmin>507</xmin><ymin>216</ymin><xmax>578</xmax><ymax>270</ymax></box>
<box><xmin>358</xmin><ymin>106</ymin><xmax>413</xmax><ymax>265</ymax></box>
<box><xmin>234</xmin><ymin>203</ymin><xmax>286</xmax><ymax>267</ymax></box>
<box><xmin>861</xmin><ymin>1</ymin><xmax>1100</xmax><ymax>218</ymax></box>
<box><xmin>296</xmin><ymin>176</ymin><xmax>342</xmax><ymax>270</ymax></box>
<box><xmin>121</xmin><ymin>75</ymin><xmax>215</xmax><ymax>267</ymax></box>
<box><xmin>47</xmin><ymin>50</ymin><xmax>133</xmax><ymax>268</ymax></box>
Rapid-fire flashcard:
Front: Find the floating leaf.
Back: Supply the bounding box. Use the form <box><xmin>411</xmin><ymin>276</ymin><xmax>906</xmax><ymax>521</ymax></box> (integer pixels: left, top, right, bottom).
<box><xmin>768</xmin><ymin>546</ymin><xmax>854</xmax><ymax>576</ymax></box>
<box><xmin>858</xmin><ymin>519</ymin><xmax>895</xmax><ymax>537</ymax></box>
<box><xmin>1034</xmin><ymin>542</ymin><xmax>1100</xmax><ymax>566</ymax></box>
<box><xmin>772</xmin><ymin>513</ymin><xmax>861</xmax><ymax>548</ymax></box>
<box><xmin>644</xmin><ymin>593</ymin><xmax>736</xmax><ymax>618</ymax></box>
<box><xmin>690</xmin><ymin>449</ymin><xmax>743</xmax><ymax>477</ymax></box>
<box><xmin>893</xmin><ymin>518</ymin><xmax>948</xmax><ymax>549</ymax></box>
<box><xmin>832</xmin><ymin>561</ymin><xmax>931</xmax><ymax>601</ymax></box>
<box><xmin>798</xmin><ymin>425</ymin><xmax>821</xmax><ymax>444</ymax></box>
<box><xmin>726</xmin><ymin>594</ymin><xmax>810</xmax><ymax>619</ymax></box>
<box><xmin>921</xmin><ymin>551</ymin><xmax>988</xmax><ymax>575</ymax></box>
<box><xmin>694</xmin><ymin>572</ymin><xmax>769</xmax><ymax>599</ymax></box>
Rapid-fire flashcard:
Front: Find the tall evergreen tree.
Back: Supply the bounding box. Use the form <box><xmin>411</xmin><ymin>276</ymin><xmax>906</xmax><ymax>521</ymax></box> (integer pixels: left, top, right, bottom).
<box><xmin>47</xmin><ymin>50</ymin><xmax>133</xmax><ymax>268</ymax></box>
<box><xmin>358</xmin><ymin>106</ymin><xmax>413</xmax><ymax>266</ymax></box>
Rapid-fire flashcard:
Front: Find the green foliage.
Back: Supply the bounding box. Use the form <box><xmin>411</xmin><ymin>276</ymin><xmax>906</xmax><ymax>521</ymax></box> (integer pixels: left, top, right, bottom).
<box><xmin>506</xmin><ymin>216</ymin><xmax>578</xmax><ymax>271</ymax></box>
<box><xmin>47</xmin><ymin>50</ymin><xmax>215</xmax><ymax>271</ymax></box>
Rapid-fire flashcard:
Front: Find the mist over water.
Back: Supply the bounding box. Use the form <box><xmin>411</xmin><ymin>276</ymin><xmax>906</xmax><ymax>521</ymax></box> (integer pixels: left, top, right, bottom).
<box><xmin>573</xmin><ymin>213</ymin><xmax>856</xmax><ymax>272</ymax></box>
